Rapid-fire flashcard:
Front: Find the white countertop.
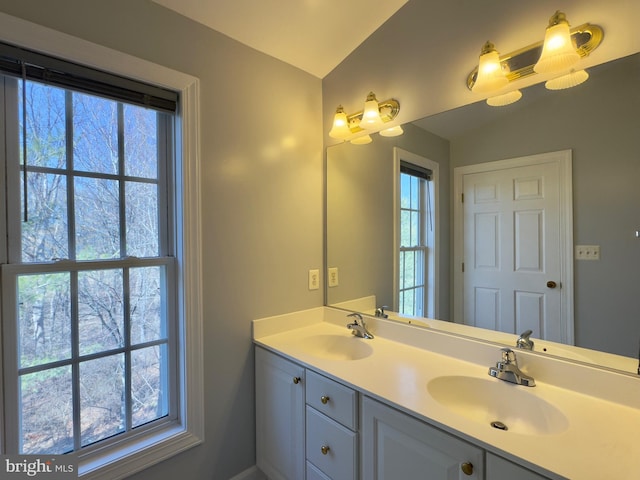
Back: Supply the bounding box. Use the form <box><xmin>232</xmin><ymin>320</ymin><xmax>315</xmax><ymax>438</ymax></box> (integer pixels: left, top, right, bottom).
<box><xmin>253</xmin><ymin>307</ymin><xmax>640</xmax><ymax>480</ymax></box>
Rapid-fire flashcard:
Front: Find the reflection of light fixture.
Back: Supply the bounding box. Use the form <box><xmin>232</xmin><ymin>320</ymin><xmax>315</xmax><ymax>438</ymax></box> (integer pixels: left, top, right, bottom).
<box><xmin>350</xmin><ymin>135</ymin><xmax>372</xmax><ymax>145</ymax></box>
<box><xmin>379</xmin><ymin>125</ymin><xmax>404</xmax><ymax>137</ymax></box>
<box><xmin>534</xmin><ymin>11</ymin><xmax>580</xmax><ymax>74</ymax></box>
<box><xmin>328</xmin><ymin>92</ymin><xmax>401</xmax><ymax>142</ymax></box>
<box><xmin>545</xmin><ymin>69</ymin><xmax>589</xmax><ymax>90</ymax></box>
<box><xmin>472</xmin><ymin>41</ymin><xmax>508</xmax><ymax>94</ymax></box>
<box><xmin>486</xmin><ymin>90</ymin><xmax>522</xmax><ymax>107</ymax></box>
<box><xmin>466</xmin><ymin>14</ymin><xmax>603</xmax><ymax>103</ymax></box>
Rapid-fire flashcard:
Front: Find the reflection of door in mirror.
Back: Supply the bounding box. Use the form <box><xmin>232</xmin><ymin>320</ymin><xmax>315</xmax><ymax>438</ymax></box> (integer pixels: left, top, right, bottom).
<box><xmin>394</xmin><ymin>148</ymin><xmax>439</xmax><ymax>318</ymax></box>
<box><xmin>454</xmin><ymin>150</ymin><xmax>574</xmax><ymax>344</ymax></box>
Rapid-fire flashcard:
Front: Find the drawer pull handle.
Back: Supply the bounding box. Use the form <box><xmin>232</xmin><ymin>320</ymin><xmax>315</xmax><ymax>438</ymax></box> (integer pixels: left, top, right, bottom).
<box><xmin>321</xmin><ymin>395</ymin><xmax>330</xmax><ymax>404</ymax></box>
<box><xmin>321</xmin><ymin>445</ymin><xmax>330</xmax><ymax>455</ymax></box>
<box><xmin>292</xmin><ymin>377</ymin><xmax>301</xmax><ymax>385</ymax></box>
<box><xmin>461</xmin><ymin>462</ymin><xmax>474</xmax><ymax>476</ymax></box>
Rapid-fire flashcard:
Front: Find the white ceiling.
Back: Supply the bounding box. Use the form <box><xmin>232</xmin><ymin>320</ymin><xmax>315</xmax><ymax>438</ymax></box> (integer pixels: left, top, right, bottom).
<box><xmin>151</xmin><ymin>0</ymin><xmax>408</xmax><ymax>78</ymax></box>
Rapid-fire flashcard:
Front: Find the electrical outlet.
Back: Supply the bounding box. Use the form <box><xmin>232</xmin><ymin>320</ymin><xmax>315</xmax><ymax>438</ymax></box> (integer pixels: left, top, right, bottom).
<box><xmin>328</xmin><ymin>267</ymin><xmax>339</xmax><ymax>287</ymax></box>
<box><xmin>575</xmin><ymin>245</ymin><xmax>600</xmax><ymax>260</ymax></box>
<box><xmin>308</xmin><ymin>269</ymin><xmax>320</xmax><ymax>290</ymax></box>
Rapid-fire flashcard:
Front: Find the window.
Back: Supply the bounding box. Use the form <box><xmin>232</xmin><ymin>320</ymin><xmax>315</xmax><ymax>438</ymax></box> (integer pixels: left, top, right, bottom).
<box><xmin>395</xmin><ymin>149</ymin><xmax>438</xmax><ymax>319</ymax></box>
<box><xmin>0</xmin><ymin>28</ymin><xmax>203</xmax><ymax>480</ymax></box>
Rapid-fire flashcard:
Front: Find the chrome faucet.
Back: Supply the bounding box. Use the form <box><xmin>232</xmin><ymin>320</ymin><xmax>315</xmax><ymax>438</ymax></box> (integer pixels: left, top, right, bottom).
<box><xmin>516</xmin><ymin>329</ymin><xmax>534</xmax><ymax>350</ymax></box>
<box><xmin>374</xmin><ymin>305</ymin><xmax>389</xmax><ymax>318</ymax></box>
<box><xmin>489</xmin><ymin>348</ymin><xmax>536</xmax><ymax>387</ymax></box>
<box><xmin>346</xmin><ymin>313</ymin><xmax>374</xmax><ymax>339</ymax></box>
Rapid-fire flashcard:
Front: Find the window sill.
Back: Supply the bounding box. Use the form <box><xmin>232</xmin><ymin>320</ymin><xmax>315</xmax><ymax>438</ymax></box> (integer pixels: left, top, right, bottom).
<box><xmin>79</xmin><ymin>423</ymin><xmax>203</xmax><ymax>480</ymax></box>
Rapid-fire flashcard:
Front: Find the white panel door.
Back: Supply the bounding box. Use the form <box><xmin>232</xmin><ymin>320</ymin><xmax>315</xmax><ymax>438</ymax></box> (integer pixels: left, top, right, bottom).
<box><xmin>458</xmin><ymin>151</ymin><xmax>573</xmax><ymax>343</ymax></box>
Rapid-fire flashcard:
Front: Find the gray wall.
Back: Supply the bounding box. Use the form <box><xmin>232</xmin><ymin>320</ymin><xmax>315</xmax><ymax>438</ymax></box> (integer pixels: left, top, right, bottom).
<box><xmin>0</xmin><ymin>1</ymin><xmax>323</xmax><ymax>478</ymax></box>
<box><xmin>326</xmin><ymin>124</ymin><xmax>451</xmax><ymax>319</ymax></box>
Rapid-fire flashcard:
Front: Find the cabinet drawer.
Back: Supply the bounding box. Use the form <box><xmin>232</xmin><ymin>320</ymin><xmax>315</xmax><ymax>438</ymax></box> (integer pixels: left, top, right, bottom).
<box><xmin>306</xmin><ymin>461</ymin><xmax>331</xmax><ymax>480</ymax></box>
<box><xmin>306</xmin><ymin>406</ymin><xmax>357</xmax><ymax>480</ymax></box>
<box><xmin>306</xmin><ymin>369</ymin><xmax>358</xmax><ymax>429</ymax></box>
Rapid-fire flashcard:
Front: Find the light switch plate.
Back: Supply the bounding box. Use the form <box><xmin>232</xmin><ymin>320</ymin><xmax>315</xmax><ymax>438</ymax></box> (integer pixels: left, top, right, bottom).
<box><xmin>575</xmin><ymin>245</ymin><xmax>600</xmax><ymax>260</ymax></box>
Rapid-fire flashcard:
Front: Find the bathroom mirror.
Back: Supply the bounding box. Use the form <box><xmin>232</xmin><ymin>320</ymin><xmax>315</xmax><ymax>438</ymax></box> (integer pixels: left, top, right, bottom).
<box><xmin>326</xmin><ymin>52</ymin><xmax>640</xmax><ymax>374</ymax></box>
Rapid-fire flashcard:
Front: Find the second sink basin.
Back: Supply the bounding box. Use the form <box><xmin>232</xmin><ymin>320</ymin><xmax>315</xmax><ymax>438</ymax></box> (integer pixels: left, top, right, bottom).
<box><xmin>297</xmin><ymin>334</ymin><xmax>373</xmax><ymax>361</ymax></box>
<box><xmin>427</xmin><ymin>375</ymin><xmax>569</xmax><ymax>436</ymax></box>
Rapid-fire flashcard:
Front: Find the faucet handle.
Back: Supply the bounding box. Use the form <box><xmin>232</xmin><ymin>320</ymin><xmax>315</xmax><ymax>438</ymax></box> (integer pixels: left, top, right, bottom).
<box><xmin>347</xmin><ymin>312</ymin><xmax>364</xmax><ymax>325</ymax></box>
<box><xmin>500</xmin><ymin>347</ymin><xmax>517</xmax><ymax>365</ymax></box>
<box><xmin>516</xmin><ymin>329</ymin><xmax>534</xmax><ymax>350</ymax></box>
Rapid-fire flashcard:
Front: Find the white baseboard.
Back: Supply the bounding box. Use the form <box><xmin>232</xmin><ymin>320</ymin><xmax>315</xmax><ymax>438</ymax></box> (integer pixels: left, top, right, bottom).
<box><xmin>228</xmin><ymin>466</ymin><xmax>267</xmax><ymax>480</ymax></box>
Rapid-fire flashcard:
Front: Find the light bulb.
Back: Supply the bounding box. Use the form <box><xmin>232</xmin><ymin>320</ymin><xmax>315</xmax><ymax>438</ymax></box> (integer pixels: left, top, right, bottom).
<box><xmin>360</xmin><ymin>92</ymin><xmax>384</xmax><ymax>129</ymax></box>
<box><xmin>472</xmin><ymin>41</ymin><xmax>508</xmax><ymax>94</ymax></box>
<box><xmin>486</xmin><ymin>90</ymin><xmax>522</xmax><ymax>107</ymax></box>
<box><xmin>350</xmin><ymin>135</ymin><xmax>372</xmax><ymax>145</ymax></box>
<box><xmin>545</xmin><ymin>69</ymin><xmax>589</xmax><ymax>90</ymax></box>
<box><xmin>379</xmin><ymin>125</ymin><xmax>404</xmax><ymax>137</ymax></box>
<box><xmin>329</xmin><ymin>105</ymin><xmax>352</xmax><ymax>139</ymax></box>
<box><xmin>534</xmin><ymin>11</ymin><xmax>580</xmax><ymax>74</ymax></box>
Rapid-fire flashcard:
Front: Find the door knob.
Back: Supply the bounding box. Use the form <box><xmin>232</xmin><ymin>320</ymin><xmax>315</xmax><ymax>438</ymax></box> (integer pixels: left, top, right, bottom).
<box><xmin>546</xmin><ymin>280</ymin><xmax>557</xmax><ymax>289</ymax></box>
<box><xmin>321</xmin><ymin>445</ymin><xmax>330</xmax><ymax>455</ymax></box>
<box><xmin>321</xmin><ymin>395</ymin><xmax>330</xmax><ymax>404</ymax></box>
<box><xmin>292</xmin><ymin>377</ymin><xmax>301</xmax><ymax>384</ymax></box>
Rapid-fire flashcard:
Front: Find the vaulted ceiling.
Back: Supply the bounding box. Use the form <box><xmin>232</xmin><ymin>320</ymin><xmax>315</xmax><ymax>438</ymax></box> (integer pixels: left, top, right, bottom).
<box><xmin>151</xmin><ymin>0</ymin><xmax>408</xmax><ymax>78</ymax></box>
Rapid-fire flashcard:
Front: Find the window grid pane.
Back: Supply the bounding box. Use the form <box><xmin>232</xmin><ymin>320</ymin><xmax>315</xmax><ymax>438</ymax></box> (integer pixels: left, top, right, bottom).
<box><xmin>8</xmin><ymin>77</ymin><xmax>174</xmax><ymax>455</ymax></box>
<box><xmin>399</xmin><ymin>171</ymin><xmax>430</xmax><ymax>317</ymax></box>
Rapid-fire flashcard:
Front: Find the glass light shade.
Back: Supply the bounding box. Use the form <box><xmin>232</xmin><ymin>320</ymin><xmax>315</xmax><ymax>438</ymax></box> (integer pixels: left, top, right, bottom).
<box><xmin>472</xmin><ymin>42</ymin><xmax>508</xmax><ymax>94</ymax></box>
<box><xmin>379</xmin><ymin>125</ymin><xmax>404</xmax><ymax>137</ymax></box>
<box><xmin>360</xmin><ymin>92</ymin><xmax>384</xmax><ymax>129</ymax></box>
<box><xmin>328</xmin><ymin>106</ymin><xmax>352</xmax><ymax>139</ymax></box>
<box><xmin>350</xmin><ymin>135</ymin><xmax>372</xmax><ymax>145</ymax></box>
<box><xmin>486</xmin><ymin>89</ymin><xmax>522</xmax><ymax>107</ymax></box>
<box><xmin>545</xmin><ymin>69</ymin><xmax>589</xmax><ymax>90</ymax></box>
<box><xmin>534</xmin><ymin>12</ymin><xmax>580</xmax><ymax>74</ymax></box>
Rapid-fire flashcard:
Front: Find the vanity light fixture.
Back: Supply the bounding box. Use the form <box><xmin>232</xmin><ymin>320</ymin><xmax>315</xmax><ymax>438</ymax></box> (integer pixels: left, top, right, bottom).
<box><xmin>466</xmin><ymin>12</ymin><xmax>603</xmax><ymax>106</ymax></box>
<box><xmin>328</xmin><ymin>91</ymin><xmax>401</xmax><ymax>143</ymax></box>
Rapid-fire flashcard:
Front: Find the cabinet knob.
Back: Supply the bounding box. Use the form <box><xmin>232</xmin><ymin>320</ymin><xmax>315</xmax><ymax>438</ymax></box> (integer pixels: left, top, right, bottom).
<box><xmin>321</xmin><ymin>445</ymin><xmax>330</xmax><ymax>455</ymax></box>
<box><xmin>321</xmin><ymin>395</ymin><xmax>330</xmax><ymax>404</ymax></box>
<box><xmin>292</xmin><ymin>376</ymin><xmax>301</xmax><ymax>384</ymax></box>
<box><xmin>461</xmin><ymin>462</ymin><xmax>474</xmax><ymax>476</ymax></box>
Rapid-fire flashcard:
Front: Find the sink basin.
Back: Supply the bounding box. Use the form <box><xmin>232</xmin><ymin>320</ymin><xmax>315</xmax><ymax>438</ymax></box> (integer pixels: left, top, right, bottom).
<box><xmin>427</xmin><ymin>375</ymin><xmax>569</xmax><ymax>436</ymax></box>
<box><xmin>297</xmin><ymin>334</ymin><xmax>373</xmax><ymax>361</ymax></box>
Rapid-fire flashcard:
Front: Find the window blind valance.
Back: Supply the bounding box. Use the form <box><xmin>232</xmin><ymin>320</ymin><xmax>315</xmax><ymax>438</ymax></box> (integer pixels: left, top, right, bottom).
<box><xmin>0</xmin><ymin>41</ymin><xmax>178</xmax><ymax>112</ymax></box>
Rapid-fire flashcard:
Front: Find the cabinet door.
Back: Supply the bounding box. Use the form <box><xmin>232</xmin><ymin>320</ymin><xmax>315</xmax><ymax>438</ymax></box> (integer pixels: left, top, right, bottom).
<box><xmin>361</xmin><ymin>396</ymin><xmax>484</xmax><ymax>480</ymax></box>
<box><xmin>256</xmin><ymin>347</ymin><xmax>305</xmax><ymax>480</ymax></box>
<box><xmin>487</xmin><ymin>453</ymin><xmax>552</xmax><ymax>480</ymax></box>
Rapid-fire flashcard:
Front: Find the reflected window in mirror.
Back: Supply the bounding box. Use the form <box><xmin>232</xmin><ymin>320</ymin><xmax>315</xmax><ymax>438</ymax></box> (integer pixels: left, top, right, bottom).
<box><xmin>397</xmin><ymin>155</ymin><xmax>436</xmax><ymax>318</ymax></box>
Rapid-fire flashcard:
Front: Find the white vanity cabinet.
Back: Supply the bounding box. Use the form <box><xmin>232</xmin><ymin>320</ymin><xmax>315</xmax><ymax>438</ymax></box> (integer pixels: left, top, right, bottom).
<box><xmin>361</xmin><ymin>396</ymin><xmax>484</xmax><ymax>480</ymax></box>
<box><xmin>256</xmin><ymin>346</ymin><xmax>553</xmax><ymax>480</ymax></box>
<box><xmin>486</xmin><ymin>453</ymin><xmax>552</xmax><ymax>480</ymax></box>
<box><xmin>305</xmin><ymin>369</ymin><xmax>358</xmax><ymax>479</ymax></box>
<box><xmin>255</xmin><ymin>347</ymin><xmax>306</xmax><ymax>480</ymax></box>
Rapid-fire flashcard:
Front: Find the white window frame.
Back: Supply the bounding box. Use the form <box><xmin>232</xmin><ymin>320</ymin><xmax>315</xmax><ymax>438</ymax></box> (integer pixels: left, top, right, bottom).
<box><xmin>0</xmin><ymin>12</ymin><xmax>204</xmax><ymax>480</ymax></box>
<box><xmin>393</xmin><ymin>148</ymin><xmax>439</xmax><ymax>319</ymax></box>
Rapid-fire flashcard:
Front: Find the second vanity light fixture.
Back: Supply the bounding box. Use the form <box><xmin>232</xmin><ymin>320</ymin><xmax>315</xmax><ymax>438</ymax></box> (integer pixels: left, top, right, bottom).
<box><xmin>329</xmin><ymin>92</ymin><xmax>401</xmax><ymax>144</ymax></box>
<box><xmin>468</xmin><ymin>11</ymin><xmax>603</xmax><ymax>106</ymax></box>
